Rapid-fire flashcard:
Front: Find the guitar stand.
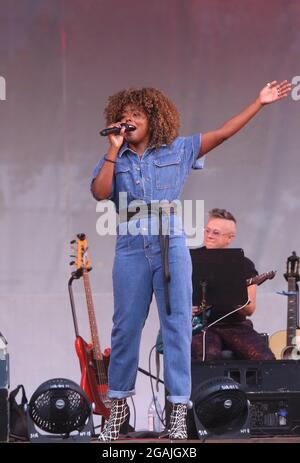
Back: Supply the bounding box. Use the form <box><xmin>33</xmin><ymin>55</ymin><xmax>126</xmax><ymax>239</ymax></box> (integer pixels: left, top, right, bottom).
<box><xmin>137</xmin><ymin>366</ymin><xmax>164</xmax><ymax>385</ymax></box>
<box><xmin>68</xmin><ymin>271</ymin><xmax>82</xmax><ymax>338</ymax></box>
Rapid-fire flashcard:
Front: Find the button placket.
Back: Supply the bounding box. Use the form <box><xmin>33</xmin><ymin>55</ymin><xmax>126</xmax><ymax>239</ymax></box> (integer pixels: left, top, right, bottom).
<box><xmin>140</xmin><ymin>161</ymin><xmax>151</xmax><ymax>203</ymax></box>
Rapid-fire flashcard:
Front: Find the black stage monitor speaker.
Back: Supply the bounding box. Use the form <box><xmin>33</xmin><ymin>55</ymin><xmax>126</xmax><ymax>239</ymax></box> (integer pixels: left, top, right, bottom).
<box><xmin>0</xmin><ymin>388</ymin><xmax>9</xmax><ymax>442</ymax></box>
<box><xmin>0</xmin><ymin>334</ymin><xmax>9</xmax><ymax>442</ymax></box>
<box><xmin>248</xmin><ymin>391</ymin><xmax>300</xmax><ymax>436</ymax></box>
<box><xmin>190</xmin><ymin>360</ymin><xmax>300</xmax><ymax>438</ymax></box>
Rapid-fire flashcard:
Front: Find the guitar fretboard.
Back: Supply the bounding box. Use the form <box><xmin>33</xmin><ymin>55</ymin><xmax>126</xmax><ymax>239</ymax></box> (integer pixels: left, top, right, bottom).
<box><xmin>83</xmin><ymin>271</ymin><xmax>103</xmax><ymax>361</ymax></box>
<box><xmin>287</xmin><ymin>277</ymin><xmax>298</xmax><ymax>347</ymax></box>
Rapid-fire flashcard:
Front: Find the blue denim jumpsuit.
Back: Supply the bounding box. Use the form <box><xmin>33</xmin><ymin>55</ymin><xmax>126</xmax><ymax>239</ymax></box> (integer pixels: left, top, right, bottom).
<box><xmin>92</xmin><ymin>134</ymin><xmax>204</xmax><ymax>404</ymax></box>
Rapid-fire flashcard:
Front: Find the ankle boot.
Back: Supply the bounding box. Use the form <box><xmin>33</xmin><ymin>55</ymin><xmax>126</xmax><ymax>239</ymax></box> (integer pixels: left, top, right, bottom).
<box><xmin>168</xmin><ymin>403</ymin><xmax>188</xmax><ymax>440</ymax></box>
<box><xmin>98</xmin><ymin>398</ymin><xmax>129</xmax><ymax>442</ymax></box>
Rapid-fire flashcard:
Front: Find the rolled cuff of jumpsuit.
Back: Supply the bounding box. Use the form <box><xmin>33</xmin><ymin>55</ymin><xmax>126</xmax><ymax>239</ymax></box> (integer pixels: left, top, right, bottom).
<box><xmin>167</xmin><ymin>395</ymin><xmax>190</xmax><ymax>404</ymax></box>
<box><xmin>108</xmin><ymin>389</ymin><xmax>135</xmax><ymax>399</ymax></box>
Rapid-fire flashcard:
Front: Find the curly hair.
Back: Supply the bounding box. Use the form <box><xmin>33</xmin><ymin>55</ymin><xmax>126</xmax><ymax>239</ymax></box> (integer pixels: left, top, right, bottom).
<box><xmin>104</xmin><ymin>87</ymin><xmax>180</xmax><ymax>147</ymax></box>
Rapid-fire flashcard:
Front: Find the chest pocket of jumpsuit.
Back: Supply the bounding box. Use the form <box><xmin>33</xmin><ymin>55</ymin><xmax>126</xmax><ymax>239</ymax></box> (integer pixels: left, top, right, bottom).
<box><xmin>153</xmin><ymin>153</ymin><xmax>180</xmax><ymax>189</ymax></box>
<box><xmin>114</xmin><ymin>162</ymin><xmax>133</xmax><ymax>195</ymax></box>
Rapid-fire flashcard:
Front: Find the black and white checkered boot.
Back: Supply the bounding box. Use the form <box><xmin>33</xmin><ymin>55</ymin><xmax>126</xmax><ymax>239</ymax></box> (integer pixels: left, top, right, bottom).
<box><xmin>98</xmin><ymin>398</ymin><xmax>129</xmax><ymax>442</ymax></box>
<box><xmin>168</xmin><ymin>403</ymin><xmax>188</xmax><ymax>440</ymax></box>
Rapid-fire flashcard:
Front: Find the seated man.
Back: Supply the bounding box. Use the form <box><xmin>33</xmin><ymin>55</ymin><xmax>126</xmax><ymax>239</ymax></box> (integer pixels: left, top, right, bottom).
<box><xmin>190</xmin><ymin>208</ymin><xmax>275</xmax><ymax>361</ymax></box>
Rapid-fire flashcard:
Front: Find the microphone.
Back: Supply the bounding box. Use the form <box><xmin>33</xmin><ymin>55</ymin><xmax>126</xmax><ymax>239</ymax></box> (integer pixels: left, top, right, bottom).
<box><xmin>99</xmin><ymin>123</ymin><xmax>136</xmax><ymax>137</ymax></box>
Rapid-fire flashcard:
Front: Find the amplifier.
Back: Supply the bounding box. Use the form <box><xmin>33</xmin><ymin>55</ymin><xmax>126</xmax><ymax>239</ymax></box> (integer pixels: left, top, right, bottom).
<box><xmin>0</xmin><ymin>388</ymin><xmax>9</xmax><ymax>442</ymax></box>
<box><xmin>249</xmin><ymin>391</ymin><xmax>300</xmax><ymax>436</ymax></box>
<box><xmin>189</xmin><ymin>360</ymin><xmax>300</xmax><ymax>438</ymax></box>
<box><xmin>191</xmin><ymin>360</ymin><xmax>300</xmax><ymax>392</ymax></box>
<box><xmin>0</xmin><ymin>335</ymin><xmax>9</xmax><ymax>442</ymax></box>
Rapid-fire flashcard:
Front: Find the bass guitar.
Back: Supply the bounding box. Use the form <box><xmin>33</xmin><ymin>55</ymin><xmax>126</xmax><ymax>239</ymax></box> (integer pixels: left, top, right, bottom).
<box><xmin>70</xmin><ymin>233</ymin><xmax>111</xmax><ymax>419</ymax></box>
<box><xmin>269</xmin><ymin>251</ymin><xmax>300</xmax><ymax>360</ymax></box>
<box><xmin>192</xmin><ymin>270</ymin><xmax>276</xmax><ymax>335</ymax></box>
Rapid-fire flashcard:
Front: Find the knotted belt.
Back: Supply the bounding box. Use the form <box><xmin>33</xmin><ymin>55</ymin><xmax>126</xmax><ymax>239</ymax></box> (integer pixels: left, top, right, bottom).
<box><xmin>119</xmin><ymin>203</ymin><xmax>177</xmax><ymax>315</ymax></box>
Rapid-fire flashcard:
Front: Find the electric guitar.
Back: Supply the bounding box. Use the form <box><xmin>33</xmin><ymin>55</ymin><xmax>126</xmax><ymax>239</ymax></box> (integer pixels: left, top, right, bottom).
<box><xmin>192</xmin><ymin>270</ymin><xmax>276</xmax><ymax>335</ymax></box>
<box><xmin>269</xmin><ymin>252</ymin><xmax>300</xmax><ymax>360</ymax></box>
<box><xmin>70</xmin><ymin>233</ymin><xmax>111</xmax><ymax>419</ymax></box>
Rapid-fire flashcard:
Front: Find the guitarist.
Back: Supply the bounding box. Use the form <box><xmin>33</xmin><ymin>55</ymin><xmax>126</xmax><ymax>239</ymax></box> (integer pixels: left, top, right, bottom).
<box><xmin>190</xmin><ymin>208</ymin><xmax>275</xmax><ymax>361</ymax></box>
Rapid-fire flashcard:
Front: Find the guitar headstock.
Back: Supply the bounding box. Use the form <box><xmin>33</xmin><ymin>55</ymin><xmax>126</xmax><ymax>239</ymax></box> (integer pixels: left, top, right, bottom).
<box><xmin>264</xmin><ymin>270</ymin><xmax>276</xmax><ymax>281</ymax></box>
<box><xmin>255</xmin><ymin>270</ymin><xmax>276</xmax><ymax>286</ymax></box>
<box><xmin>284</xmin><ymin>251</ymin><xmax>300</xmax><ymax>282</ymax></box>
<box><xmin>70</xmin><ymin>233</ymin><xmax>92</xmax><ymax>277</ymax></box>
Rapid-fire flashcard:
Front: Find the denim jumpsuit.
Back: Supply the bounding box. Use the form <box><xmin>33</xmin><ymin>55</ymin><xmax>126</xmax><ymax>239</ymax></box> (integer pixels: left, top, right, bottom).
<box><xmin>92</xmin><ymin>134</ymin><xmax>204</xmax><ymax>404</ymax></box>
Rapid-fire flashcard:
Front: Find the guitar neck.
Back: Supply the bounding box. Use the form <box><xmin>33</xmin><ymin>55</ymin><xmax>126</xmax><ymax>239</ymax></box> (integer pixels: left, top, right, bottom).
<box><xmin>287</xmin><ymin>277</ymin><xmax>298</xmax><ymax>346</ymax></box>
<box><xmin>82</xmin><ymin>271</ymin><xmax>103</xmax><ymax>360</ymax></box>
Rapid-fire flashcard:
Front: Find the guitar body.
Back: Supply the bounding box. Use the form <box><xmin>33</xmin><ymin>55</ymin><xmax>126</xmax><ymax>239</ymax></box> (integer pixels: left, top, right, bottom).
<box><xmin>269</xmin><ymin>252</ymin><xmax>300</xmax><ymax>361</ymax></box>
<box><xmin>192</xmin><ymin>315</ymin><xmax>203</xmax><ymax>336</ymax></box>
<box><xmin>75</xmin><ymin>335</ymin><xmax>111</xmax><ymax>419</ymax></box>
<box><xmin>269</xmin><ymin>329</ymin><xmax>300</xmax><ymax>360</ymax></box>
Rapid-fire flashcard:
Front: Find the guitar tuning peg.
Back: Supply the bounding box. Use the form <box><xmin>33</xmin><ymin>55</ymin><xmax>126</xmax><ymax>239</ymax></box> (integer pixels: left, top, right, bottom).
<box><xmin>69</xmin><ymin>261</ymin><xmax>75</xmax><ymax>266</ymax></box>
<box><xmin>69</xmin><ymin>255</ymin><xmax>76</xmax><ymax>258</ymax></box>
<box><xmin>70</xmin><ymin>240</ymin><xmax>76</xmax><ymax>244</ymax></box>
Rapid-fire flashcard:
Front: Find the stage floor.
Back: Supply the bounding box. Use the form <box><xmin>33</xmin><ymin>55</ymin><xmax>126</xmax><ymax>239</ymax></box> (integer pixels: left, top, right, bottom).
<box><xmin>96</xmin><ymin>435</ymin><xmax>300</xmax><ymax>443</ymax></box>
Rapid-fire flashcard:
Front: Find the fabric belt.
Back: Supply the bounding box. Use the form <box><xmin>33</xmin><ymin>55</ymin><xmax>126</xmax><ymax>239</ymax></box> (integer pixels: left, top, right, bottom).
<box><xmin>119</xmin><ymin>203</ymin><xmax>177</xmax><ymax>315</ymax></box>
<box><xmin>120</xmin><ymin>202</ymin><xmax>177</xmax><ymax>222</ymax></box>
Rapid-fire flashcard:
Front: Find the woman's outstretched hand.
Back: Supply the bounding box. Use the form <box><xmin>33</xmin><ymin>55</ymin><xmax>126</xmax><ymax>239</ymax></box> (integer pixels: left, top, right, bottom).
<box><xmin>259</xmin><ymin>80</ymin><xmax>292</xmax><ymax>105</ymax></box>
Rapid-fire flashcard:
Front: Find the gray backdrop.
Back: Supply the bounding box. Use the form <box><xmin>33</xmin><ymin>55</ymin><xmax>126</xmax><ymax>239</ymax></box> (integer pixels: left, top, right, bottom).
<box><xmin>0</xmin><ymin>0</ymin><xmax>299</xmax><ymax>430</ymax></box>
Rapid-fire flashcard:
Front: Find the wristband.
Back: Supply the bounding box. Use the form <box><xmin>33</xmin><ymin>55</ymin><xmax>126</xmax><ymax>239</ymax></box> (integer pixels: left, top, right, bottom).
<box><xmin>104</xmin><ymin>157</ymin><xmax>116</xmax><ymax>164</ymax></box>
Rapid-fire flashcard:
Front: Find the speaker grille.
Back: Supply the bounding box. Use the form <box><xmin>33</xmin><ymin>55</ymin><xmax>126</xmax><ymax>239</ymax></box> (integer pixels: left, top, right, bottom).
<box><xmin>0</xmin><ymin>389</ymin><xmax>9</xmax><ymax>442</ymax></box>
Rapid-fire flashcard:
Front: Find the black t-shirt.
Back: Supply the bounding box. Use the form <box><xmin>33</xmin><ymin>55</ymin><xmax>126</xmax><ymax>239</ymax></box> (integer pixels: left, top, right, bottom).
<box><xmin>190</xmin><ymin>246</ymin><xmax>258</xmax><ymax>323</ymax></box>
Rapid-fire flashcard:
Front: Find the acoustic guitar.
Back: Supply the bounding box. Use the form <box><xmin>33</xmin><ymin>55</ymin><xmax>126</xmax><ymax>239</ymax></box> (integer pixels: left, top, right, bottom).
<box><xmin>192</xmin><ymin>270</ymin><xmax>276</xmax><ymax>335</ymax></box>
<box><xmin>269</xmin><ymin>251</ymin><xmax>300</xmax><ymax>360</ymax></box>
<box><xmin>71</xmin><ymin>233</ymin><xmax>111</xmax><ymax>419</ymax></box>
